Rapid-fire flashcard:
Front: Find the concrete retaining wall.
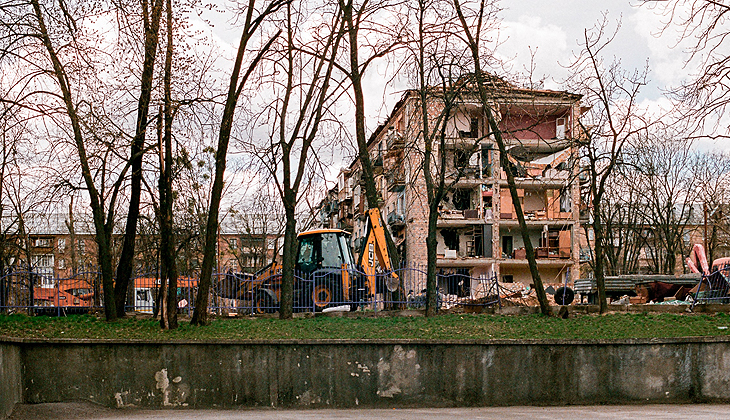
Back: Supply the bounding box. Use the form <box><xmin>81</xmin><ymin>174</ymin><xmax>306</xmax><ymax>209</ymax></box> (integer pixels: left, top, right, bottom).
<box><xmin>2</xmin><ymin>337</ymin><xmax>730</xmax><ymax>410</ymax></box>
<box><xmin>0</xmin><ymin>343</ymin><xmax>22</xmax><ymax>418</ymax></box>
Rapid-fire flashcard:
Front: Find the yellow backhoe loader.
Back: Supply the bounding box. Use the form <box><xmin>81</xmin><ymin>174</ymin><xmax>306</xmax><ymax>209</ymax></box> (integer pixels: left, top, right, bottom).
<box><xmin>243</xmin><ymin>208</ymin><xmax>401</xmax><ymax>313</ymax></box>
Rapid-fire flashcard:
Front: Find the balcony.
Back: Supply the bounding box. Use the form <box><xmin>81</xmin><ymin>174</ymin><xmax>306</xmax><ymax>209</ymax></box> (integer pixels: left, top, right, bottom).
<box><xmin>372</xmin><ymin>155</ymin><xmax>383</xmax><ymax>175</ymax></box>
<box><xmin>386</xmin><ymin>130</ymin><xmax>404</xmax><ymax>149</ymax></box>
<box><xmin>337</xmin><ymin>219</ymin><xmax>353</xmax><ymax>231</ymax></box>
<box><xmin>386</xmin><ymin>169</ymin><xmax>405</xmax><ymax>192</ymax></box>
<box><xmin>387</xmin><ymin>211</ymin><xmax>405</xmax><ymax>228</ymax></box>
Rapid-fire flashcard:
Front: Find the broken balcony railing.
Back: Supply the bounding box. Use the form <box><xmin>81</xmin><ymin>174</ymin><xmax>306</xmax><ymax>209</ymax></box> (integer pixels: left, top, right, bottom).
<box><xmin>691</xmin><ymin>265</ymin><xmax>730</xmax><ymax>309</ymax></box>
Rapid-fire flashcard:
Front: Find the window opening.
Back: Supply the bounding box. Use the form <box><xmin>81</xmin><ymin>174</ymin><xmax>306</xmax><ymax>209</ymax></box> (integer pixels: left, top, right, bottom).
<box><xmin>453</xmin><ymin>189</ymin><xmax>471</xmax><ymax>211</ymax></box>
<box><xmin>454</xmin><ymin>149</ymin><xmax>469</xmax><ymax>169</ymax></box>
<box><xmin>481</xmin><ymin>145</ymin><xmax>492</xmax><ymax>178</ymax></box>
<box><xmin>320</xmin><ymin>233</ymin><xmax>343</xmax><ymax>268</ymax></box>
<box><xmin>560</xmin><ymin>188</ymin><xmax>572</xmax><ymax>212</ymax></box>
<box><xmin>440</xmin><ymin>229</ymin><xmax>459</xmax><ymax>251</ymax></box>
<box><xmin>502</xmin><ymin>236</ymin><xmax>513</xmax><ymax>257</ymax></box>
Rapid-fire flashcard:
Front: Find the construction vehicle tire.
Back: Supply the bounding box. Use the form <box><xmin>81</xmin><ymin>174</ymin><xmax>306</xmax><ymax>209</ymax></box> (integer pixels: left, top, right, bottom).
<box><xmin>554</xmin><ymin>287</ymin><xmax>574</xmax><ymax>305</ymax></box>
<box><xmin>254</xmin><ymin>291</ymin><xmax>277</xmax><ymax>314</ymax></box>
<box><xmin>312</xmin><ymin>282</ymin><xmax>343</xmax><ymax>311</ymax></box>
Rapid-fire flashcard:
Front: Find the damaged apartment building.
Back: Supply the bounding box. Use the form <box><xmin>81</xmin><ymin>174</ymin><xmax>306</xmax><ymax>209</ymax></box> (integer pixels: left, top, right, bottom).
<box><xmin>317</xmin><ymin>77</ymin><xmax>583</xmax><ymax>296</ymax></box>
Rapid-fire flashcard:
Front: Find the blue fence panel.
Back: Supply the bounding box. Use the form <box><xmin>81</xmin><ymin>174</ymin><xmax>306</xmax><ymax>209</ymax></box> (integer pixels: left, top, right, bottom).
<box><xmin>0</xmin><ymin>269</ymin><xmax>102</xmax><ymax>316</ymax></box>
<box><xmin>0</xmin><ymin>263</ymin><xmax>502</xmax><ymax>316</ymax></box>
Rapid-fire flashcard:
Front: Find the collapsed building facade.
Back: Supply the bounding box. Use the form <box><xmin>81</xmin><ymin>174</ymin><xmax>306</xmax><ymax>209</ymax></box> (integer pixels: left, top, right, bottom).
<box><xmin>318</xmin><ymin>78</ymin><xmax>583</xmax><ymax>295</ymax></box>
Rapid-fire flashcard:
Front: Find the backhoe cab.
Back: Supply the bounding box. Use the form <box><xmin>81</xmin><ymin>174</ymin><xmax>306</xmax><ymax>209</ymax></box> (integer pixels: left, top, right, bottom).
<box><xmin>295</xmin><ymin>228</ymin><xmax>364</xmax><ymax>310</ymax></box>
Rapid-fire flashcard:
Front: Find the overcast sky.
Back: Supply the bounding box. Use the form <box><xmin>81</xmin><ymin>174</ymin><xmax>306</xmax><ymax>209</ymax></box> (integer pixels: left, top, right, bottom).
<box><xmin>358</xmin><ymin>0</ymin><xmax>686</xmax><ymax>132</ymax></box>
<box><xmin>500</xmin><ymin>0</ymin><xmax>679</xmax><ymax>99</ymax></box>
<box><xmin>196</xmin><ymin>0</ymin><xmax>706</xmax><ymax>162</ymax></box>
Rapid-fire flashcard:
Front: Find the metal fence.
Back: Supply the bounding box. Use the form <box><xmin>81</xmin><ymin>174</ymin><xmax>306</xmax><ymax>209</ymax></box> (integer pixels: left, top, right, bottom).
<box><xmin>692</xmin><ymin>264</ymin><xmax>730</xmax><ymax>308</ymax></box>
<box><xmin>0</xmin><ymin>264</ymin><xmax>502</xmax><ymax>316</ymax></box>
<box><xmin>0</xmin><ymin>269</ymin><xmax>102</xmax><ymax>316</ymax></box>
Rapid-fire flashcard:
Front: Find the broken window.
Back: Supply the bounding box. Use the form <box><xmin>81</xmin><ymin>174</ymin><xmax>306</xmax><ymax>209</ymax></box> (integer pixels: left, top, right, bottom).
<box><xmin>481</xmin><ymin>145</ymin><xmax>492</xmax><ymax>178</ymax></box>
<box><xmin>560</xmin><ymin>188</ymin><xmax>572</xmax><ymax>213</ymax></box>
<box><xmin>453</xmin><ymin>189</ymin><xmax>471</xmax><ymax>211</ymax></box>
<box><xmin>440</xmin><ymin>229</ymin><xmax>459</xmax><ymax>251</ymax></box>
<box><xmin>454</xmin><ymin>149</ymin><xmax>469</xmax><ymax>169</ymax></box>
<box><xmin>502</xmin><ymin>236</ymin><xmax>513</xmax><ymax>257</ymax></box>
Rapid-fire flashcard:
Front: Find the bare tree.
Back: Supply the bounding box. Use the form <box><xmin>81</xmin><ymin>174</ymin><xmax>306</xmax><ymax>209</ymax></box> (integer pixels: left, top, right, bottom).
<box><xmin>628</xmin><ymin>131</ymin><xmax>697</xmax><ymax>275</ymax></box>
<box><xmin>452</xmin><ymin>0</ymin><xmax>553</xmax><ymax>314</ymax></box>
<box><xmin>190</xmin><ymin>0</ymin><xmax>285</xmax><ymax>326</ymax></box>
<box><xmin>225</xmin><ymin>194</ymin><xmax>285</xmax><ymax>274</ymax></box>
<box><xmin>592</xmin><ymin>170</ymin><xmax>645</xmax><ymax>276</ymax></box>
<box><xmin>245</xmin><ymin>0</ymin><xmax>343</xmax><ymax>319</ymax></box>
<box><xmin>157</xmin><ymin>0</ymin><xmax>178</xmax><ymax>329</ymax></box>
<box><xmin>642</xmin><ymin>0</ymin><xmax>730</xmax><ymax>138</ymax></box>
<box><xmin>0</xmin><ymin>0</ymin><xmax>178</xmax><ymax>320</ymax></box>
<box><xmin>693</xmin><ymin>150</ymin><xmax>730</xmax><ymax>262</ymax></box>
<box><xmin>566</xmin><ymin>15</ymin><xmax>649</xmax><ymax>313</ymax></box>
<box><xmin>0</xmin><ymin>99</ymin><xmax>26</xmax><ymax>278</ymax></box>
<box><xmin>113</xmin><ymin>0</ymin><xmax>165</xmax><ymax>319</ymax></box>
<box><xmin>597</xmin><ymin>136</ymin><xmax>730</xmax><ymax>276</ymax></box>
<box><xmin>404</xmin><ymin>0</ymin><xmax>493</xmax><ymax>316</ymax></box>
<box><xmin>337</xmin><ymin>0</ymin><xmax>404</xmax><ymax>268</ymax></box>
<box><xmin>2</xmin><ymin>1</ymin><xmax>125</xmax><ymax>320</ymax></box>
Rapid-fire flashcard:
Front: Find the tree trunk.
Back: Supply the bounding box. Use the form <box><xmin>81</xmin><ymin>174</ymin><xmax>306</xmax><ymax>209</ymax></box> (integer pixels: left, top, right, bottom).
<box><xmin>279</xmin><ymin>204</ymin><xmax>297</xmax><ymax>319</ymax></box>
<box><xmin>191</xmin><ymin>3</ymin><xmax>280</xmax><ymax>325</ymax></box>
<box><xmin>31</xmin><ymin>0</ymin><xmax>117</xmax><ymax>319</ymax></box>
<box><xmin>114</xmin><ymin>0</ymin><xmax>165</xmax><ymax>318</ymax></box>
<box><xmin>156</xmin><ymin>0</ymin><xmax>178</xmax><ymax>329</ymax></box>
<box><xmin>425</xmin><ymin>204</ymin><xmax>440</xmax><ymax>316</ymax></box>
<box><xmin>592</xmin><ymin>203</ymin><xmax>608</xmax><ymax>313</ymax></box>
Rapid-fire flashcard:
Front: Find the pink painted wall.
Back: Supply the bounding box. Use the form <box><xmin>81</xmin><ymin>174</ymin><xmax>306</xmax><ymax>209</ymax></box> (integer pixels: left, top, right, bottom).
<box><xmin>499</xmin><ymin>114</ymin><xmax>558</xmax><ymax>140</ymax></box>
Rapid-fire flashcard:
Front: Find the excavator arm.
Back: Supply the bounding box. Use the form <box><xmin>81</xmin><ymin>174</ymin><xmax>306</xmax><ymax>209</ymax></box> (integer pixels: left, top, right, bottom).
<box><xmin>357</xmin><ymin>208</ymin><xmax>401</xmax><ymax>297</ymax></box>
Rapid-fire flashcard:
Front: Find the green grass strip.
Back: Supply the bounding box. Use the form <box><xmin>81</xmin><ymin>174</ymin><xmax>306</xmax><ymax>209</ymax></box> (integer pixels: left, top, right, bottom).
<box><xmin>2</xmin><ymin>312</ymin><xmax>730</xmax><ymax>341</ymax></box>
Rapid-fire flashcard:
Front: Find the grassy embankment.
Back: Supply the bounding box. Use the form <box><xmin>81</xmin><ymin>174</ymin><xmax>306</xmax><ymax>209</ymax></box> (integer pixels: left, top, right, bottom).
<box><xmin>2</xmin><ymin>312</ymin><xmax>730</xmax><ymax>341</ymax></box>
